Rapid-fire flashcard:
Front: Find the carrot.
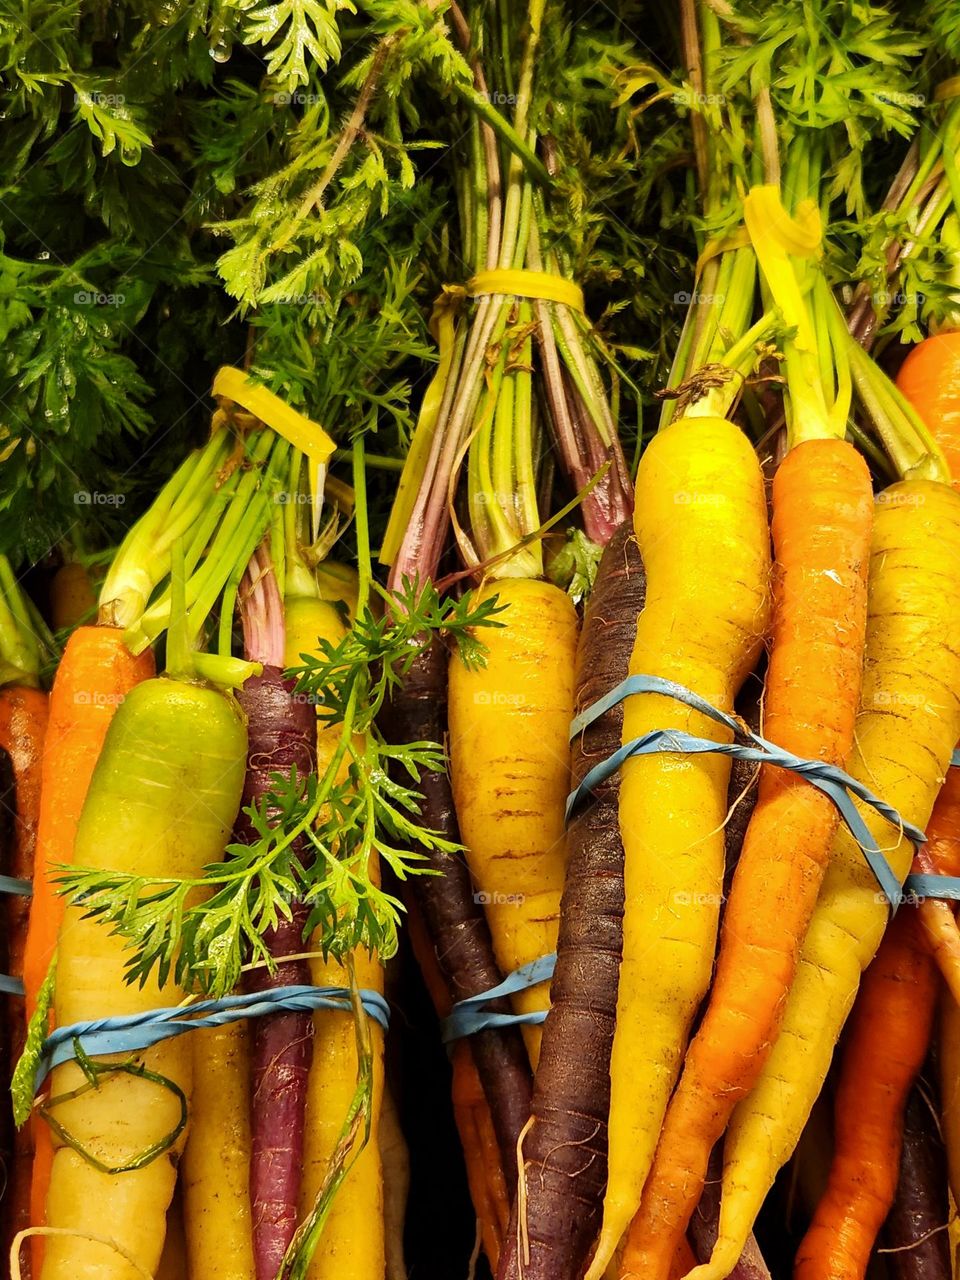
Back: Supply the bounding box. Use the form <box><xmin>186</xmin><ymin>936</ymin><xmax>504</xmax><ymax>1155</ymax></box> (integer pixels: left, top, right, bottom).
<box><xmin>498</xmin><ymin>523</ymin><xmax>645</xmax><ymax>1280</ymax></box>
<box><xmin>626</xmin><ymin>429</ymin><xmax>873</xmax><ymax>1277</ymax></box>
<box><xmin>587</xmin><ymin>412</ymin><xmax>771</xmax><ymax>1280</ymax></box>
<box><xmin>447</xmin><ymin>577</ymin><xmax>579</xmax><ymax>1067</ymax></box>
<box><xmin>284</xmin><ymin>590</ymin><xmax>386</xmax><ymax>1280</ymax></box>
<box><xmin>794</xmin><ymin>904</ymin><xmax>938</xmax><ymax>1280</ymax></box>
<box><xmin>686</xmin><ymin>1147</ymin><xmax>771</xmax><ymax>1280</ymax></box>
<box><xmin>896</xmin><ymin>331</ymin><xmax>960</xmax><ymax>483</ymax></box>
<box><xmin>180</xmin><ymin>1023</ymin><xmax>255</xmax><ymax>1280</ymax></box>
<box><xmin>913</xmin><ymin>764</ymin><xmax>960</xmax><ymax>999</ymax></box>
<box><xmin>379</xmin><ymin>1084</ymin><xmax>409</xmax><ymax>1280</ymax></box>
<box><xmin>696</xmin><ymin>477</ymin><xmax>960</xmax><ymax>1280</ymax></box>
<box><xmin>298</xmin><ymin>944</ymin><xmax>386</xmax><ymax>1280</ymax></box>
<box><xmin>405</xmin><ymin>885</ymin><xmax>510</xmax><ymax>1273</ymax></box>
<box><xmin>939</xmin><ymin>992</ymin><xmax>960</xmax><ymax>1212</ymax></box>
<box><xmin>882</xmin><ymin>1088</ymin><xmax>952</xmax><ymax>1280</ymax></box>
<box><xmin>22</xmin><ymin>626</ymin><xmax>154</xmax><ymax>1269</ymax></box>
<box><xmin>897</xmin><ymin>330</ymin><xmax>960</xmax><ymax>1000</ymax></box>
<box><xmin>0</xmin><ymin>685</ymin><xmax>49</xmax><ymax>1265</ymax></box>
<box><xmin>49</xmin><ymin>564</ymin><xmax>96</xmax><ymax>633</ymax></box>
<box><xmin>39</xmin><ymin>668</ymin><xmax>247</xmax><ymax>1279</ymax></box>
<box><xmin>380</xmin><ymin>637</ymin><xmax>533</xmax><ymax>1183</ymax></box>
<box><xmin>155</xmin><ymin>1190</ymin><xmax>188</xmax><ymax>1280</ymax></box>
<box><xmin>230</xmin><ymin>546</ymin><xmax>319</xmax><ymax>1280</ymax></box>
<box><xmin>452</xmin><ymin>1048</ymin><xmax>510</xmax><ymax>1272</ymax></box>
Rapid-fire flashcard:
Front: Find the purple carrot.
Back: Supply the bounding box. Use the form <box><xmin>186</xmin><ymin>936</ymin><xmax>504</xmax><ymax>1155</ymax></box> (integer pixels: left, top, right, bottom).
<box><xmin>689</xmin><ymin>1145</ymin><xmax>772</xmax><ymax>1280</ymax></box>
<box><xmin>380</xmin><ymin>636</ymin><xmax>533</xmax><ymax>1183</ymax></box>
<box><xmin>881</xmin><ymin>1086</ymin><xmax>952</xmax><ymax>1280</ymax></box>
<box><xmin>498</xmin><ymin>522</ymin><xmax>645</xmax><ymax>1280</ymax></box>
<box><xmin>237</xmin><ymin>545</ymin><xmax>317</xmax><ymax>1280</ymax></box>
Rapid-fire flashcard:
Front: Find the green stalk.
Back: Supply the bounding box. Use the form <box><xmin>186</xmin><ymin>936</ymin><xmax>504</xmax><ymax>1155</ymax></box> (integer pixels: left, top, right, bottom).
<box><xmin>0</xmin><ymin>556</ymin><xmax>42</xmax><ymax>688</ymax></box>
<box><xmin>100</xmin><ymin>431</ymin><xmax>234</xmax><ymax>631</ymax></box>
<box><xmin>845</xmin><ymin>335</ymin><xmax>948</xmax><ymax>481</ymax></box>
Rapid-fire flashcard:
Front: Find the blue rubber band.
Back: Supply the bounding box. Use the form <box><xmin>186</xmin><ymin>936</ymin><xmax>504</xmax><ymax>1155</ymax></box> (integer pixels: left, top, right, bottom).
<box><xmin>0</xmin><ymin>875</ymin><xmax>31</xmax><ymax>896</ymax></box>
<box><xmin>33</xmin><ymin>983</ymin><xmax>390</xmax><ymax>1094</ymax></box>
<box><xmin>442</xmin><ymin>952</ymin><xmax>557</xmax><ymax>1043</ymax></box>
<box><xmin>567</xmin><ymin>675</ymin><xmax>925</xmax><ymax>913</ymax></box>
<box><xmin>0</xmin><ymin>974</ymin><xmax>25</xmax><ymax>996</ymax></box>
<box><xmin>952</xmin><ymin>749</ymin><xmax>960</xmax><ymax>769</ymax></box>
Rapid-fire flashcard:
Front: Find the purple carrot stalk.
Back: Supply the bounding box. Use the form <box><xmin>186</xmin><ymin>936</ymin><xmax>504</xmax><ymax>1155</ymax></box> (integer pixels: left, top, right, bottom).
<box><xmin>237</xmin><ymin>543</ymin><xmax>318</xmax><ymax>1280</ymax></box>
<box><xmin>881</xmin><ymin>1087</ymin><xmax>952</xmax><ymax>1280</ymax></box>
<box><xmin>689</xmin><ymin>1145</ymin><xmax>772</xmax><ymax>1280</ymax></box>
<box><xmin>379</xmin><ymin>637</ymin><xmax>533</xmax><ymax>1182</ymax></box>
<box><xmin>497</xmin><ymin>523</ymin><xmax>645</xmax><ymax>1280</ymax></box>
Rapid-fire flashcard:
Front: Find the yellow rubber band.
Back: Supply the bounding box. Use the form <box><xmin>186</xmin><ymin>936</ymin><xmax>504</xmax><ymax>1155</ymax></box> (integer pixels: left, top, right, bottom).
<box><xmin>212</xmin><ymin>367</ymin><xmax>336</xmax><ymax>533</ymax></box>
<box><xmin>466</xmin><ymin>268</ymin><xmax>585</xmax><ymax>313</ymax></box>
<box><xmin>212</xmin><ymin>367</ymin><xmax>335</xmax><ymax>467</ymax></box>
<box><xmin>935</xmin><ymin>77</ymin><xmax>960</xmax><ymax>103</ymax></box>
<box><xmin>695</xmin><ymin>225</ymin><xmax>752</xmax><ymax>275</ymax></box>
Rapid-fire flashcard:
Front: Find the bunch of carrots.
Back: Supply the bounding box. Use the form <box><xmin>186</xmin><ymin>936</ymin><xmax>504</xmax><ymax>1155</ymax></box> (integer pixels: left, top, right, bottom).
<box><xmin>10</xmin><ymin>3</ymin><xmax>960</xmax><ymax>1280</ymax></box>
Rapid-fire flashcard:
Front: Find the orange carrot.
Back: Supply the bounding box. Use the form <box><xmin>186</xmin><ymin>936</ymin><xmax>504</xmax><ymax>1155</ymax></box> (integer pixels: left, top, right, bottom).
<box><xmin>623</xmin><ymin>437</ymin><xmax>873</xmax><ymax>1276</ymax></box>
<box><xmin>896</xmin><ymin>331</ymin><xmax>960</xmax><ymax>483</ymax></box>
<box><xmin>405</xmin><ymin>895</ymin><xmax>509</xmax><ymax>1270</ymax></box>
<box><xmin>914</xmin><ymin>765</ymin><xmax>960</xmax><ymax>999</ymax></box>
<box><xmin>793</xmin><ymin>906</ymin><xmax>937</xmax><ymax>1280</ymax></box>
<box><xmin>0</xmin><ymin>685</ymin><xmax>48</xmax><ymax>1266</ymax></box>
<box><xmin>791</xmin><ymin>758</ymin><xmax>960</xmax><ymax>1279</ymax></box>
<box><xmin>20</xmin><ymin>626</ymin><xmax>154</xmax><ymax>1270</ymax></box>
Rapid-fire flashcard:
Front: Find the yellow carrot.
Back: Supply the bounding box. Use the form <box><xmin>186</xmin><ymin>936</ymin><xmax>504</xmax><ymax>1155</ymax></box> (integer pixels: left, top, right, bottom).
<box><xmin>694</xmin><ymin>478</ymin><xmax>960</xmax><ymax>1280</ymax></box>
<box><xmin>587</xmin><ymin>414</ymin><xmax>771</xmax><ymax>1278</ymax></box>
<box><xmin>181</xmin><ymin>1023</ymin><xmax>255</xmax><ymax>1280</ymax></box>
<box><xmin>298</xmin><ymin>948</ymin><xmax>385</xmax><ymax>1280</ymax></box>
<box><xmin>447</xmin><ymin>578</ymin><xmax>579</xmax><ymax>1066</ymax></box>
<box><xmin>285</xmin><ymin>592</ymin><xmax>385</xmax><ymax>1280</ymax></box>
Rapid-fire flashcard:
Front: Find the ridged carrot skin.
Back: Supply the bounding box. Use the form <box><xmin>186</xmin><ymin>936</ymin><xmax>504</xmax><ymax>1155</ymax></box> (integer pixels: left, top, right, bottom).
<box><xmin>696</xmin><ymin>479</ymin><xmax>960</xmax><ymax>1280</ymax></box>
<box><xmin>794</xmin><ymin>906</ymin><xmax>937</xmax><ymax>1280</ymax></box>
<box><xmin>23</xmin><ymin>627</ymin><xmax>154</xmax><ymax>1271</ymax></box>
<box><xmin>499</xmin><ymin>524</ymin><xmax>645</xmax><ymax>1280</ymax></box>
<box><xmin>896</xmin><ymin>332</ymin><xmax>960</xmax><ymax>482</ymax></box>
<box><xmin>589</xmin><ymin>415</ymin><xmax>771</xmax><ymax>1280</ymax></box>
<box><xmin>448</xmin><ymin>578</ymin><xmax>579</xmax><ymax>1067</ymax></box>
<box><xmin>0</xmin><ymin>686</ymin><xmax>48</xmax><ymax>1265</ymax></box>
<box><xmin>625</xmin><ymin>438</ymin><xmax>873</xmax><ymax>1278</ymax></box>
